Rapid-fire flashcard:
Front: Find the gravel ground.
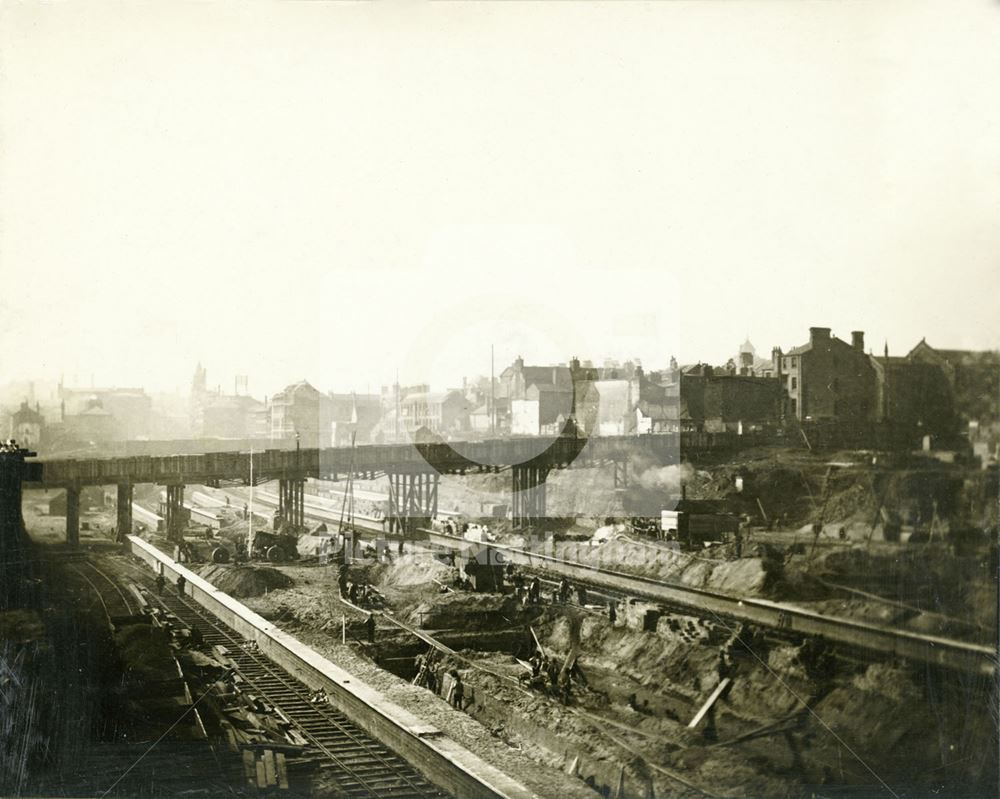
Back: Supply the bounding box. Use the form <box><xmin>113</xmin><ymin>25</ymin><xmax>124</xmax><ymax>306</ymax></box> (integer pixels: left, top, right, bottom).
<box><xmin>241</xmin><ymin>568</ymin><xmax>600</xmax><ymax>799</ymax></box>
<box><xmin>267</xmin><ymin>618</ymin><xmax>602</xmax><ymax>799</ymax></box>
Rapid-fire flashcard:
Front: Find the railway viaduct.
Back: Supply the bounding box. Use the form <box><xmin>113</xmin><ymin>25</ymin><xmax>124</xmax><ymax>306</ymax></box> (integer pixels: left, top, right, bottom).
<box><xmin>9</xmin><ymin>431</ymin><xmax>751</xmax><ymax>549</ymax></box>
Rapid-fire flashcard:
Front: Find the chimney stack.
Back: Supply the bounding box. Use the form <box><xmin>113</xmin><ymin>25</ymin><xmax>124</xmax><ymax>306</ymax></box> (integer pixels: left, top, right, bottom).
<box><xmin>809</xmin><ymin>327</ymin><xmax>831</xmax><ymax>344</ymax></box>
<box><xmin>851</xmin><ymin>331</ymin><xmax>864</xmax><ymax>352</ymax></box>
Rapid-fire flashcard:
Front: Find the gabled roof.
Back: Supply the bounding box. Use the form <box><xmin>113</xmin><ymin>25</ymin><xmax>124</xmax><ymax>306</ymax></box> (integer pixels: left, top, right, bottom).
<box><xmin>501</xmin><ymin>363</ymin><xmax>572</xmax><ymax>387</ymax></box>
<box><xmin>12</xmin><ymin>402</ymin><xmax>43</xmax><ymax>425</ymax></box>
<box><xmin>401</xmin><ymin>389</ymin><xmax>464</xmax><ymax>406</ymax></box>
<box><xmin>907</xmin><ymin>339</ymin><xmax>1000</xmax><ymax>366</ymax></box>
<box><xmin>528</xmin><ymin>383</ymin><xmax>572</xmax><ymax>394</ymax></box>
<box><xmin>636</xmin><ymin>398</ymin><xmax>678</xmax><ymax>422</ymax></box>
<box><xmin>272</xmin><ymin>380</ymin><xmax>321</xmax><ymax>402</ymax></box>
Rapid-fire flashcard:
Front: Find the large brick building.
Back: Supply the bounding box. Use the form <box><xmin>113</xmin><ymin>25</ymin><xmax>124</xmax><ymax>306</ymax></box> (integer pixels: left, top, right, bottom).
<box><xmin>773</xmin><ymin>327</ymin><xmax>876</xmax><ymax>424</ymax></box>
<box><xmin>869</xmin><ymin>347</ymin><xmax>957</xmax><ymax>441</ymax></box>
<box><xmin>906</xmin><ymin>340</ymin><xmax>1000</xmax><ymax>427</ymax></box>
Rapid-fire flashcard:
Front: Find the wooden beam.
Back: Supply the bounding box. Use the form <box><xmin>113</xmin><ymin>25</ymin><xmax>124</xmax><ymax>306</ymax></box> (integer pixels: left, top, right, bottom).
<box><xmin>687</xmin><ymin>678</ymin><xmax>731</xmax><ymax>729</ymax></box>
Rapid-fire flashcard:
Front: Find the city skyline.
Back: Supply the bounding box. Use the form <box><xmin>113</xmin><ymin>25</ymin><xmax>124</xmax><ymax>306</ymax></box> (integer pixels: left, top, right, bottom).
<box><xmin>0</xmin><ymin>322</ymin><xmax>967</xmax><ymax>406</ymax></box>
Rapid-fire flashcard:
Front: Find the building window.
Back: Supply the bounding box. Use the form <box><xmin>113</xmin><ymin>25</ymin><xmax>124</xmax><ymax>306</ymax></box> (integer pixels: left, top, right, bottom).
<box><xmin>791</xmin><ymin>398</ymin><xmax>797</xmax><ymax>415</ymax></box>
<box><xmin>791</xmin><ymin>377</ymin><xmax>797</xmax><ymax>390</ymax></box>
<box><xmin>791</xmin><ymin>356</ymin><xmax>797</xmax><ymax>367</ymax></box>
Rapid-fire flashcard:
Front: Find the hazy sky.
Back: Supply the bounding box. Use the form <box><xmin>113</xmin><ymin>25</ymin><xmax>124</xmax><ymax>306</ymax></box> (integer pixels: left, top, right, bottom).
<box><xmin>2</xmin><ymin>1</ymin><xmax>998</xmax><ymax>398</ymax></box>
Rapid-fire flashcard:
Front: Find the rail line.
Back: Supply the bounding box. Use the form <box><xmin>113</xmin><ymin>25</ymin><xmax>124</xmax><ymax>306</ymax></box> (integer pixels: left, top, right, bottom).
<box><xmin>131</xmin><ymin>576</ymin><xmax>449</xmax><ymax>799</ymax></box>
<box><xmin>71</xmin><ymin>559</ymin><xmax>138</xmax><ymax>626</ymax></box>
<box><xmin>422</xmin><ymin>530</ymin><xmax>996</xmax><ymax>676</ymax></box>
<box><xmin>124</xmin><ymin>535</ymin><xmax>534</xmax><ymax>799</ymax></box>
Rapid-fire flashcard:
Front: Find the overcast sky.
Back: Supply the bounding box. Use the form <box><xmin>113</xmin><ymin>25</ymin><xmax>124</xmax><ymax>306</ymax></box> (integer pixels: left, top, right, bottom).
<box><xmin>2</xmin><ymin>1</ymin><xmax>998</xmax><ymax>398</ymax></box>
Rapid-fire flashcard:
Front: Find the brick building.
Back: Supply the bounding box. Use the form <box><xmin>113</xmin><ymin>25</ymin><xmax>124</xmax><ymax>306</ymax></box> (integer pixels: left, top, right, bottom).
<box><xmin>679</xmin><ymin>372</ymin><xmax>782</xmax><ymax>433</ymax></box>
<box><xmin>772</xmin><ymin>327</ymin><xmax>876</xmax><ymax>424</ymax></box>
<box><xmin>907</xmin><ymin>340</ymin><xmax>1000</xmax><ymax>427</ymax></box>
<box><xmin>9</xmin><ymin>401</ymin><xmax>44</xmax><ymax>449</ymax></box>
<box><xmin>870</xmin><ymin>347</ymin><xmax>957</xmax><ymax>442</ymax></box>
<box><xmin>269</xmin><ymin>380</ymin><xmax>328</xmax><ymax>446</ymax></box>
<box><xmin>399</xmin><ymin>390</ymin><xmax>470</xmax><ymax>437</ymax></box>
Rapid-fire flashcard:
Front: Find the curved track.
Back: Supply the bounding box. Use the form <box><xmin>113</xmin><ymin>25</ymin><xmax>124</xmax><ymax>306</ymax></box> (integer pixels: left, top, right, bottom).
<box><xmin>71</xmin><ymin>559</ymin><xmax>138</xmax><ymax>625</ymax></box>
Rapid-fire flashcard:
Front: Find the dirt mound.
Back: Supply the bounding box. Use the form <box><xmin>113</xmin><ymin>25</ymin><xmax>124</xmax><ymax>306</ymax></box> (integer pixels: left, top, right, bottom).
<box><xmin>406</xmin><ymin>592</ymin><xmax>519</xmax><ymax>630</ymax></box>
<box><xmin>378</xmin><ymin>553</ymin><xmax>453</xmax><ymax>590</ymax></box>
<box><xmin>197</xmin><ymin>564</ymin><xmax>294</xmax><ymax>597</ymax></box>
<box><xmin>553</xmin><ymin>538</ymin><xmax>771</xmax><ymax>596</ymax></box>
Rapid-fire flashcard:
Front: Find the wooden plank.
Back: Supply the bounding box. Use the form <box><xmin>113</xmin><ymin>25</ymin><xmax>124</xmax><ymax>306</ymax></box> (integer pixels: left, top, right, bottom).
<box><xmin>242</xmin><ymin>750</ymin><xmax>256</xmax><ymax>786</ymax></box>
<box><xmin>276</xmin><ymin>752</ymin><xmax>289</xmax><ymax>790</ymax></box>
<box><xmin>255</xmin><ymin>759</ymin><xmax>267</xmax><ymax>789</ymax></box>
<box><xmin>688</xmin><ymin>678</ymin><xmax>731</xmax><ymax>729</ymax></box>
<box><xmin>263</xmin><ymin>750</ymin><xmax>277</xmax><ymax>786</ymax></box>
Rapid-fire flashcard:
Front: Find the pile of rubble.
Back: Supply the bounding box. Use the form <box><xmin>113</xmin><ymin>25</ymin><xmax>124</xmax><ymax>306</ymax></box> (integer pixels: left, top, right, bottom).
<box><xmin>196</xmin><ymin>564</ymin><xmax>294</xmax><ymax>598</ymax></box>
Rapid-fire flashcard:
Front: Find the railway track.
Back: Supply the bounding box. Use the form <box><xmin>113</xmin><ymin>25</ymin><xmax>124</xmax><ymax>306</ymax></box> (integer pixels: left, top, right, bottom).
<box><xmin>71</xmin><ymin>558</ymin><xmax>138</xmax><ymax>624</ymax></box>
<box><xmin>422</xmin><ymin>530</ymin><xmax>996</xmax><ymax>676</ymax></box>
<box><xmin>132</xmin><ymin>572</ymin><xmax>449</xmax><ymax>799</ymax></box>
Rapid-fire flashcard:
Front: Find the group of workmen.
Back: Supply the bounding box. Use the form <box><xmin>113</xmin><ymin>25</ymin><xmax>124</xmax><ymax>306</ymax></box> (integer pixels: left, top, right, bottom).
<box><xmin>337</xmin><ymin>562</ymin><xmax>380</xmax><ymax>608</ymax></box>
<box><xmin>522</xmin><ymin>649</ymin><xmax>576</xmax><ymax>704</ymax></box>
<box><xmin>412</xmin><ymin>649</ymin><xmax>466</xmax><ymax>709</ymax></box>
<box><xmin>507</xmin><ymin>566</ymin><xmax>583</xmax><ymax>608</ymax></box>
<box><xmin>154</xmin><ymin>570</ymin><xmax>187</xmax><ymax>598</ymax></box>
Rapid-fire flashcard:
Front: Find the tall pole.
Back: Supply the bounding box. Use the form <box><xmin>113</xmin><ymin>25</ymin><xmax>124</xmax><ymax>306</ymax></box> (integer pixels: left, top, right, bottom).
<box><xmin>247</xmin><ymin>447</ymin><xmax>254</xmax><ymax>556</ymax></box>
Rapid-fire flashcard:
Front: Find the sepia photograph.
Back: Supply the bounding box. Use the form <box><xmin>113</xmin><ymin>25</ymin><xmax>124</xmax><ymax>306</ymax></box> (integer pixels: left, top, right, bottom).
<box><xmin>1</xmin><ymin>2</ymin><xmax>998</xmax><ymax>798</ymax></box>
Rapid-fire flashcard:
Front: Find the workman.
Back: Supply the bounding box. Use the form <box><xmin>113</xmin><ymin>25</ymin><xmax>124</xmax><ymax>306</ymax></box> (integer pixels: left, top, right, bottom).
<box><xmin>451</xmin><ymin>673</ymin><xmax>465</xmax><ymax>709</ymax></box>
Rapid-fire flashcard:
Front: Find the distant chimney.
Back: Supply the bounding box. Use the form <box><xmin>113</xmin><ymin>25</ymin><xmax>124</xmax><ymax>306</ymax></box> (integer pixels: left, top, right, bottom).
<box><xmin>851</xmin><ymin>331</ymin><xmax>864</xmax><ymax>352</ymax></box>
<box><xmin>809</xmin><ymin>327</ymin><xmax>831</xmax><ymax>345</ymax></box>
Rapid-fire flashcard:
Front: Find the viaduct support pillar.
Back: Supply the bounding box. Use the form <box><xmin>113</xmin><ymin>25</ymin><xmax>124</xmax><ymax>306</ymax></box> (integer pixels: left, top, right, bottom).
<box><xmin>278</xmin><ymin>478</ymin><xmax>305</xmax><ymax>530</ymax></box>
<box><xmin>613</xmin><ymin>459</ymin><xmax>629</xmax><ymax>489</ymax></box>
<box><xmin>386</xmin><ymin>470</ymin><xmax>439</xmax><ymax>536</ymax></box>
<box><xmin>116</xmin><ymin>483</ymin><xmax>133</xmax><ymax>542</ymax></box>
<box><xmin>1</xmin><ymin>448</ymin><xmax>31</xmax><ymax>608</ymax></box>
<box><xmin>165</xmin><ymin>484</ymin><xmax>185</xmax><ymax>543</ymax></box>
<box><xmin>511</xmin><ymin>463</ymin><xmax>550</xmax><ymax>530</ymax></box>
<box><xmin>65</xmin><ymin>484</ymin><xmax>80</xmax><ymax>548</ymax></box>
